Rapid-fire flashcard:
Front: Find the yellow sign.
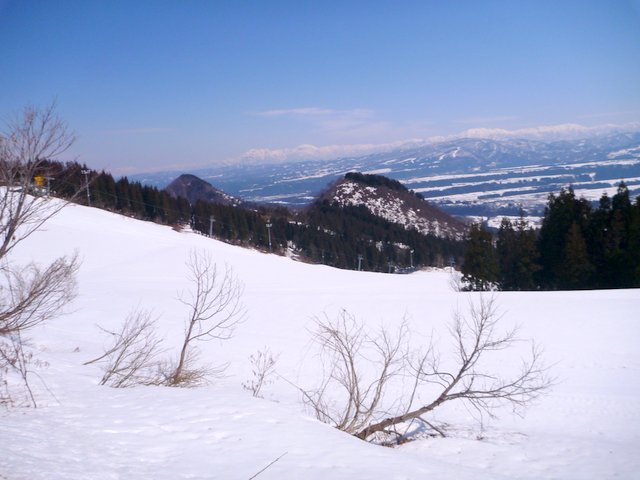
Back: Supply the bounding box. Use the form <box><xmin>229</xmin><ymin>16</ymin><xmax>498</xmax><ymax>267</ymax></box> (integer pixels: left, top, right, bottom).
<box><xmin>34</xmin><ymin>176</ymin><xmax>45</xmax><ymax>187</ymax></box>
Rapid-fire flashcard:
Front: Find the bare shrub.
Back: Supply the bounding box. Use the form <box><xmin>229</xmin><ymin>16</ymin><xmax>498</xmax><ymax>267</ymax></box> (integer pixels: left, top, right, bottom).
<box><xmin>0</xmin><ymin>103</ymin><xmax>77</xmax><ymax>260</ymax></box>
<box><xmin>0</xmin><ymin>247</ymin><xmax>78</xmax><ymax>407</ymax></box>
<box><xmin>165</xmin><ymin>250</ymin><xmax>245</xmax><ymax>387</ymax></box>
<box><xmin>242</xmin><ymin>348</ymin><xmax>279</xmax><ymax>398</ymax></box>
<box><xmin>87</xmin><ymin>251</ymin><xmax>245</xmax><ymax>389</ymax></box>
<box><xmin>84</xmin><ymin>309</ymin><xmax>164</xmax><ymax>388</ymax></box>
<box><xmin>0</xmin><ymin>332</ymin><xmax>37</xmax><ymax>407</ymax></box>
<box><xmin>0</xmin><ymin>104</ymin><xmax>79</xmax><ymax>407</ymax></box>
<box><xmin>0</xmin><ymin>254</ymin><xmax>79</xmax><ymax>336</ymax></box>
<box><xmin>304</xmin><ymin>298</ymin><xmax>552</xmax><ymax>443</ymax></box>
<box><xmin>303</xmin><ymin>310</ymin><xmax>409</xmax><ymax>435</ymax></box>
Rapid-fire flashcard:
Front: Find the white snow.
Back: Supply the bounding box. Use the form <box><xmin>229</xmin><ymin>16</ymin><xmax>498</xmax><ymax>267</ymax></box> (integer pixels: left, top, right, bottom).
<box><xmin>404</xmin><ymin>159</ymin><xmax>640</xmax><ymax>186</ymax></box>
<box><xmin>363</xmin><ymin>168</ymin><xmax>392</xmax><ymax>175</ymax></box>
<box><xmin>332</xmin><ymin>182</ymin><xmax>462</xmax><ymax>238</ymax></box>
<box><xmin>1</xmin><ymin>201</ymin><xmax>639</xmax><ymax>479</ymax></box>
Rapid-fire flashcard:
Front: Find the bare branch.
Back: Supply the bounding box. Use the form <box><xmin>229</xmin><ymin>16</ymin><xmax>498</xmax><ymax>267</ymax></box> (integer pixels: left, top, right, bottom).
<box><xmin>354</xmin><ymin>296</ymin><xmax>552</xmax><ymax>440</ymax></box>
<box><xmin>303</xmin><ymin>310</ymin><xmax>409</xmax><ymax>435</ymax></box>
<box><xmin>0</xmin><ymin>331</ymin><xmax>38</xmax><ymax>407</ymax></box>
<box><xmin>85</xmin><ymin>309</ymin><xmax>164</xmax><ymax>388</ymax></box>
<box><xmin>0</xmin><ymin>103</ymin><xmax>77</xmax><ymax>260</ymax></box>
<box><xmin>248</xmin><ymin>452</ymin><xmax>288</xmax><ymax>480</ymax></box>
<box><xmin>242</xmin><ymin>348</ymin><xmax>279</xmax><ymax>398</ymax></box>
<box><xmin>0</xmin><ymin>104</ymin><xmax>79</xmax><ymax>408</ymax></box>
<box><xmin>0</xmin><ymin>253</ymin><xmax>79</xmax><ymax>336</ymax></box>
<box><xmin>167</xmin><ymin>250</ymin><xmax>245</xmax><ymax>386</ymax></box>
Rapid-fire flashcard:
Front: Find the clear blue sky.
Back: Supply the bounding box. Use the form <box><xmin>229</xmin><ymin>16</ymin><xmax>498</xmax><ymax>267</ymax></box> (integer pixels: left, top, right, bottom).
<box><xmin>1</xmin><ymin>0</ymin><xmax>639</xmax><ymax>173</ymax></box>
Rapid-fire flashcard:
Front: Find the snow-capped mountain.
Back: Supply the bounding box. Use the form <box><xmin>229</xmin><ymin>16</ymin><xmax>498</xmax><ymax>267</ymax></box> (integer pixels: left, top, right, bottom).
<box><xmin>134</xmin><ymin>132</ymin><xmax>640</xmax><ymax>220</ymax></box>
<box><xmin>323</xmin><ymin>173</ymin><xmax>467</xmax><ymax>239</ymax></box>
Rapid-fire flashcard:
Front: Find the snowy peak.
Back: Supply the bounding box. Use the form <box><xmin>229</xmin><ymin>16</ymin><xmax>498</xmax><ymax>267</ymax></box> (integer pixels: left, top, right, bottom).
<box><xmin>165</xmin><ymin>174</ymin><xmax>241</xmax><ymax>206</ymax></box>
<box><xmin>324</xmin><ymin>172</ymin><xmax>467</xmax><ymax>239</ymax></box>
<box><xmin>134</xmin><ymin>131</ymin><xmax>640</xmax><ymax>222</ymax></box>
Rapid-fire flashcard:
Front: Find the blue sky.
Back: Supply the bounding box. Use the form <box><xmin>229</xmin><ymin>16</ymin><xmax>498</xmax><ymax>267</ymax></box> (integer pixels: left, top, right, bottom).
<box><xmin>1</xmin><ymin>0</ymin><xmax>639</xmax><ymax>173</ymax></box>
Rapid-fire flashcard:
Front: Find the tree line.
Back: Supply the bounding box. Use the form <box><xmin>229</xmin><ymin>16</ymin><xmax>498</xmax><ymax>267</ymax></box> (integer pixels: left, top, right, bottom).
<box><xmin>462</xmin><ymin>183</ymin><xmax>640</xmax><ymax>290</ymax></box>
<box><xmin>35</xmin><ymin>160</ymin><xmax>464</xmax><ymax>273</ymax></box>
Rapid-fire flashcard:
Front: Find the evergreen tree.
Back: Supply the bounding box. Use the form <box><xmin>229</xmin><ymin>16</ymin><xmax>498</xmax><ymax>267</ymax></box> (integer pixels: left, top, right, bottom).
<box><xmin>496</xmin><ymin>214</ymin><xmax>540</xmax><ymax>290</ymax></box>
<box><xmin>605</xmin><ymin>183</ymin><xmax>639</xmax><ymax>287</ymax></box>
<box><xmin>461</xmin><ymin>223</ymin><xmax>499</xmax><ymax>291</ymax></box>
<box><xmin>587</xmin><ymin>192</ymin><xmax>612</xmax><ymax>287</ymax></box>
<box><xmin>559</xmin><ymin>222</ymin><xmax>593</xmax><ymax>289</ymax></box>
<box><xmin>537</xmin><ymin>187</ymin><xmax>591</xmax><ymax>289</ymax></box>
<box><xmin>115</xmin><ymin>177</ymin><xmax>131</xmax><ymax>212</ymax></box>
<box><xmin>630</xmin><ymin>197</ymin><xmax>640</xmax><ymax>286</ymax></box>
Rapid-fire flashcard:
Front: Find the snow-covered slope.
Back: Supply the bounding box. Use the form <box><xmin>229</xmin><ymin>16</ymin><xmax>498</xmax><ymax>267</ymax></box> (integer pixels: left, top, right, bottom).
<box><xmin>328</xmin><ymin>178</ymin><xmax>466</xmax><ymax>239</ymax></box>
<box><xmin>2</xmin><ymin>202</ymin><xmax>639</xmax><ymax>479</ymax></box>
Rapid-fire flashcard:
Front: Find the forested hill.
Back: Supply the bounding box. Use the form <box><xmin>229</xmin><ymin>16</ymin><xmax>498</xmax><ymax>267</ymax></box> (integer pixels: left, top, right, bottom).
<box><xmin>165</xmin><ymin>174</ymin><xmax>241</xmax><ymax>206</ymax></box>
<box><xmin>322</xmin><ymin>172</ymin><xmax>467</xmax><ymax>239</ymax></box>
<box><xmin>28</xmin><ymin>160</ymin><xmax>640</xmax><ymax>288</ymax></box>
<box><xmin>35</xmin><ymin>161</ymin><xmax>465</xmax><ymax>272</ymax></box>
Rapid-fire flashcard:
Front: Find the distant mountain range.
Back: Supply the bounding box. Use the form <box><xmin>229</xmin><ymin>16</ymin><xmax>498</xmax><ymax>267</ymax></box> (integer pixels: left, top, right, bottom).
<box><xmin>133</xmin><ymin>132</ymin><xmax>640</xmax><ymax>221</ymax></box>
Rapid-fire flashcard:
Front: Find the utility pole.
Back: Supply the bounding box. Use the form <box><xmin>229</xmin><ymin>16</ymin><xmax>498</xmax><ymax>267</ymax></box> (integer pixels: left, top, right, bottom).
<box><xmin>44</xmin><ymin>176</ymin><xmax>54</xmax><ymax>197</ymax></box>
<box><xmin>266</xmin><ymin>222</ymin><xmax>273</xmax><ymax>251</ymax></box>
<box><xmin>209</xmin><ymin>215</ymin><xmax>215</xmax><ymax>237</ymax></box>
<box><xmin>81</xmin><ymin>169</ymin><xmax>91</xmax><ymax>206</ymax></box>
<box><xmin>357</xmin><ymin>254</ymin><xmax>363</xmax><ymax>271</ymax></box>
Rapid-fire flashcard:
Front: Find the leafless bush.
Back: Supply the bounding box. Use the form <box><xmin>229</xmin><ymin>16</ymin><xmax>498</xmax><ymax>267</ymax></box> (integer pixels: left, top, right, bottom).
<box><xmin>0</xmin><ymin>254</ymin><xmax>79</xmax><ymax>336</ymax></box>
<box><xmin>303</xmin><ymin>310</ymin><xmax>409</xmax><ymax>435</ymax></box>
<box><xmin>304</xmin><ymin>298</ymin><xmax>552</xmax><ymax>443</ymax></box>
<box><xmin>157</xmin><ymin>348</ymin><xmax>224</xmax><ymax>388</ymax></box>
<box><xmin>0</xmin><ymin>252</ymin><xmax>78</xmax><ymax>406</ymax></box>
<box><xmin>84</xmin><ymin>309</ymin><xmax>164</xmax><ymax>388</ymax></box>
<box><xmin>165</xmin><ymin>250</ymin><xmax>245</xmax><ymax>387</ymax></box>
<box><xmin>0</xmin><ymin>103</ymin><xmax>77</xmax><ymax>260</ymax></box>
<box><xmin>0</xmin><ymin>331</ymin><xmax>50</xmax><ymax>408</ymax></box>
<box><xmin>87</xmin><ymin>251</ymin><xmax>245</xmax><ymax>389</ymax></box>
<box><xmin>243</xmin><ymin>348</ymin><xmax>279</xmax><ymax>398</ymax></box>
<box><xmin>0</xmin><ymin>104</ymin><xmax>79</xmax><ymax>407</ymax></box>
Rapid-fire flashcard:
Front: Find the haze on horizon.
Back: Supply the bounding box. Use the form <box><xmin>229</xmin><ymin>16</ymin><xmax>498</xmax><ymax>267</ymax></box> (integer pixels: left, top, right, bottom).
<box><xmin>1</xmin><ymin>0</ymin><xmax>639</xmax><ymax>174</ymax></box>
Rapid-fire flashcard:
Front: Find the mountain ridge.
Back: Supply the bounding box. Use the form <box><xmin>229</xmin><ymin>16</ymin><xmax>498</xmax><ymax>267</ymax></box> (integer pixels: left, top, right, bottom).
<box><xmin>132</xmin><ymin>132</ymin><xmax>640</xmax><ymax>220</ymax></box>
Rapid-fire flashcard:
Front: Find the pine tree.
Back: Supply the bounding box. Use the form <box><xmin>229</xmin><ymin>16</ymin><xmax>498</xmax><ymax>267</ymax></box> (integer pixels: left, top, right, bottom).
<box><xmin>559</xmin><ymin>222</ymin><xmax>593</xmax><ymax>289</ymax></box>
<box><xmin>496</xmin><ymin>218</ymin><xmax>517</xmax><ymax>289</ymax></box>
<box><xmin>461</xmin><ymin>223</ymin><xmax>499</xmax><ymax>291</ymax></box>
<box><xmin>537</xmin><ymin>188</ymin><xmax>591</xmax><ymax>289</ymax></box>
<box><xmin>496</xmin><ymin>214</ymin><xmax>540</xmax><ymax>290</ymax></box>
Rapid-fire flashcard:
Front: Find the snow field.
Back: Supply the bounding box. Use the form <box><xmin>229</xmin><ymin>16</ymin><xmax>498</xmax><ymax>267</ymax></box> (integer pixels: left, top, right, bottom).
<box><xmin>1</xmin><ymin>201</ymin><xmax>639</xmax><ymax>479</ymax></box>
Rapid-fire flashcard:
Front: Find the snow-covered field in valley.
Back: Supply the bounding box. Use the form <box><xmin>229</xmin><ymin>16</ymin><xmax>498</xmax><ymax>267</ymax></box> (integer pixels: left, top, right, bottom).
<box><xmin>1</xmin><ymin>201</ymin><xmax>639</xmax><ymax>479</ymax></box>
